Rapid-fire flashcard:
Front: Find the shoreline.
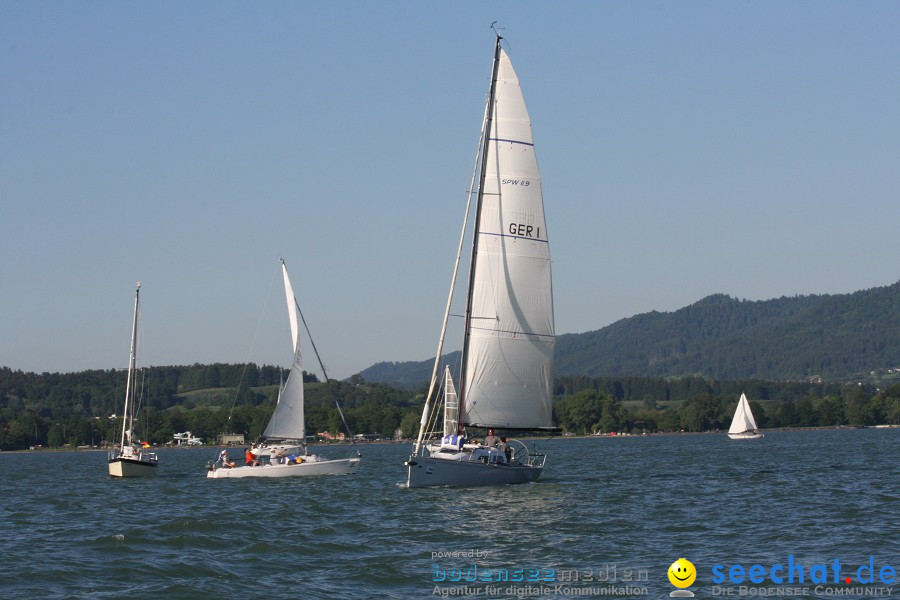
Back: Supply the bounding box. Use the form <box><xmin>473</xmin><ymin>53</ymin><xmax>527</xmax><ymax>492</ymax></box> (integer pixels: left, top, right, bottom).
<box><xmin>4</xmin><ymin>424</ymin><xmax>896</xmax><ymax>454</ymax></box>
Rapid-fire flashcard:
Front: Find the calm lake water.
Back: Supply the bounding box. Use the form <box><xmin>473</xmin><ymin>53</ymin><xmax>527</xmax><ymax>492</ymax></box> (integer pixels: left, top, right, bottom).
<box><xmin>1</xmin><ymin>429</ymin><xmax>897</xmax><ymax>599</ymax></box>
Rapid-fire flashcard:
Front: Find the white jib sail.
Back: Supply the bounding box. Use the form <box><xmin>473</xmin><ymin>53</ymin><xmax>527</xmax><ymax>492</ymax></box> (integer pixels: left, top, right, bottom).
<box><xmin>461</xmin><ymin>48</ymin><xmax>555</xmax><ymax>430</ymax></box>
<box><xmin>443</xmin><ymin>366</ymin><xmax>459</xmax><ymax>437</ymax></box>
<box><xmin>729</xmin><ymin>393</ymin><xmax>758</xmax><ymax>434</ymax></box>
<box><xmin>263</xmin><ymin>262</ymin><xmax>306</xmax><ymax>440</ymax></box>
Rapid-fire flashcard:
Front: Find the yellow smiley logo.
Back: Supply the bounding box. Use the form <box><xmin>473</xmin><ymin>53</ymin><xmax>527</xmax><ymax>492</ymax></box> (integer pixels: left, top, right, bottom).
<box><xmin>668</xmin><ymin>558</ymin><xmax>696</xmax><ymax>588</ymax></box>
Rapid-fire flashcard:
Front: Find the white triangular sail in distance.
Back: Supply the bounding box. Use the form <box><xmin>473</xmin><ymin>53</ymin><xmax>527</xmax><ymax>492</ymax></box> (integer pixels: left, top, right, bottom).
<box><xmin>461</xmin><ymin>47</ymin><xmax>555</xmax><ymax>430</ymax></box>
<box><xmin>262</xmin><ymin>262</ymin><xmax>305</xmax><ymax>441</ymax></box>
<box><xmin>729</xmin><ymin>393</ymin><xmax>758</xmax><ymax>434</ymax></box>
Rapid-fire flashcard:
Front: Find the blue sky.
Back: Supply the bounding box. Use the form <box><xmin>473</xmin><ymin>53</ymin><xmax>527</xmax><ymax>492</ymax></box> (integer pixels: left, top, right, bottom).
<box><xmin>2</xmin><ymin>2</ymin><xmax>898</xmax><ymax>380</ymax></box>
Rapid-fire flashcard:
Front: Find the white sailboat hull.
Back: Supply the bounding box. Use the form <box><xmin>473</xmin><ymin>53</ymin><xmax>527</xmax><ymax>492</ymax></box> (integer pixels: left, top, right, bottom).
<box><xmin>206</xmin><ymin>456</ymin><xmax>360</xmax><ymax>479</ymax></box>
<box><xmin>406</xmin><ymin>454</ymin><xmax>543</xmax><ymax>488</ymax></box>
<box><xmin>728</xmin><ymin>431</ymin><xmax>764</xmax><ymax>440</ymax></box>
<box><xmin>108</xmin><ymin>456</ymin><xmax>158</xmax><ymax>477</ymax></box>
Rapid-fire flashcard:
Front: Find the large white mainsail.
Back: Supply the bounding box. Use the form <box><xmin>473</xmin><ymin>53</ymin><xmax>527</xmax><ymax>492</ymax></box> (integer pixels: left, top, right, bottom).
<box><xmin>261</xmin><ymin>261</ymin><xmax>305</xmax><ymax>441</ymax></box>
<box><xmin>728</xmin><ymin>393</ymin><xmax>758</xmax><ymax>434</ymax></box>
<box><xmin>460</xmin><ymin>47</ymin><xmax>555</xmax><ymax>431</ymax></box>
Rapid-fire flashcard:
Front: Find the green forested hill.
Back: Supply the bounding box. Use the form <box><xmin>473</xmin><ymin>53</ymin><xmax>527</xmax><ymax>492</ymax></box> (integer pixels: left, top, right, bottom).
<box><xmin>359</xmin><ymin>353</ymin><xmax>460</xmax><ymax>392</ymax></box>
<box><xmin>359</xmin><ymin>281</ymin><xmax>900</xmax><ymax>387</ymax></box>
<box><xmin>558</xmin><ymin>281</ymin><xmax>900</xmax><ymax>380</ymax></box>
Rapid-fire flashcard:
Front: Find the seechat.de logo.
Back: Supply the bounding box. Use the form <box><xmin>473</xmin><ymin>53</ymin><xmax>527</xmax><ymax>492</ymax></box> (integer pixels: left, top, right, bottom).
<box><xmin>710</xmin><ymin>555</ymin><xmax>896</xmax><ymax>586</ymax></box>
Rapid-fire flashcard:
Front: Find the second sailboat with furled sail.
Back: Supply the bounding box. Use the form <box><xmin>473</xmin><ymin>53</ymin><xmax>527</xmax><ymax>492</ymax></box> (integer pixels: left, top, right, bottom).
<box><xmin>405</xmin><ymin>32</ymin><xmax>555</xmax><ymax>487</ymax></box>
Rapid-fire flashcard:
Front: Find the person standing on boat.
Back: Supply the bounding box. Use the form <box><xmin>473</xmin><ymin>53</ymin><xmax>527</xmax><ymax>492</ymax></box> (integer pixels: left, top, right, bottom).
<box><xmin>499</xmin><ymin>437</ymin><xmax>512</xmax><ymax>463</ymax></box>
<box><xmin>483</xmin><ymin>429</ymin><xmax>500</xmax><ymax>448</ymax></box>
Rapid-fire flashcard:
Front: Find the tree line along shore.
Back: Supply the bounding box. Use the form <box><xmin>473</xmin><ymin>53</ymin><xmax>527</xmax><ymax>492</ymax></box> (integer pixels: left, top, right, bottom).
<box><xmin>1</xmin><ymin>365</ymin><xmax>898</xmax><ymax>451</ymax></box>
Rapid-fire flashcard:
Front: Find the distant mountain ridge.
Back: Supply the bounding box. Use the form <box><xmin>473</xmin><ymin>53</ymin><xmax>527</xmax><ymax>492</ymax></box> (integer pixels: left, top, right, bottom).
<box><xmin>357</xmin><ymin>281</ymin><xmax>900</xmax><ymax>389</ymax></box>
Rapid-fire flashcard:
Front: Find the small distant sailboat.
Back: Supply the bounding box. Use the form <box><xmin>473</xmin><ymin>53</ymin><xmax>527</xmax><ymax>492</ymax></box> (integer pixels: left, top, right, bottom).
<box><xmin>206</xmin><ymin>260</ymin><xmax>360</xmax><ymax>479</ymax></box>
<box><xmin>108</xmin><ymin>283</ymin><xmax>159</xmax><ymax>477</ymax></box>
<box><xmin>405</xmin><ymin>32</ymin><xmax>554</xmax><ymax>487</ymax></box>
<box><xmin>728</xmin><ymin>393</ymin><xmax>764</xmax><ymax>440</ymax></box>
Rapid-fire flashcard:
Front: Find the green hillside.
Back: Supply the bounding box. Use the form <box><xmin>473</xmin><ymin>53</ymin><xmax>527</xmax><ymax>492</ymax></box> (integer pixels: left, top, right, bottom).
<box><xmin>557</xmin><ymin>281</ymin><xmax>900</xmax><ymax>380</ymax></box>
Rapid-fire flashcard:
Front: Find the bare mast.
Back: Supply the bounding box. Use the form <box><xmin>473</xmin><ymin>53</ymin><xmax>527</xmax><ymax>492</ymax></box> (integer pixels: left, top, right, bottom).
<box><xmin>119</xmin><ymin>283</ymin><xmax>140</xmax><ymax>450</ymax></box>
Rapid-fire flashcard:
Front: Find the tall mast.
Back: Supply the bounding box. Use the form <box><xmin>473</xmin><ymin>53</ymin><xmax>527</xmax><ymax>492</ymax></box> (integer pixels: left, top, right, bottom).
<box><xmin>458</xmin><ymin>33</ymin><xmax>503</xmax><ymax>431</ymax></box>
<box><xmin>119</xmin><ymin>282</ymin><xmax>140</xmax><ymax>449</ymax></box>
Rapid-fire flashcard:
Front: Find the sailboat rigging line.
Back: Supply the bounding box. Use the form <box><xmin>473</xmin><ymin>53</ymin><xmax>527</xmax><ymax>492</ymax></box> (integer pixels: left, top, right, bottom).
<box><xmin>424</xmin><ymin>387</ymin><xmax>443</xmax><ymax>441</ymax></box>
<box><xmin>292</xmin><ymin>297</ymin><xmax>361</xmax><ymax>457</ymax></box>
<box><xmin>225</xmin><ymin>267</ymin><xmax>280</xmax><ymax>435</ymax></box>
<box><xmin>136</xmin><ymin>368</ymin><xmax>147</xmax><ymax>442</ymax></box>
